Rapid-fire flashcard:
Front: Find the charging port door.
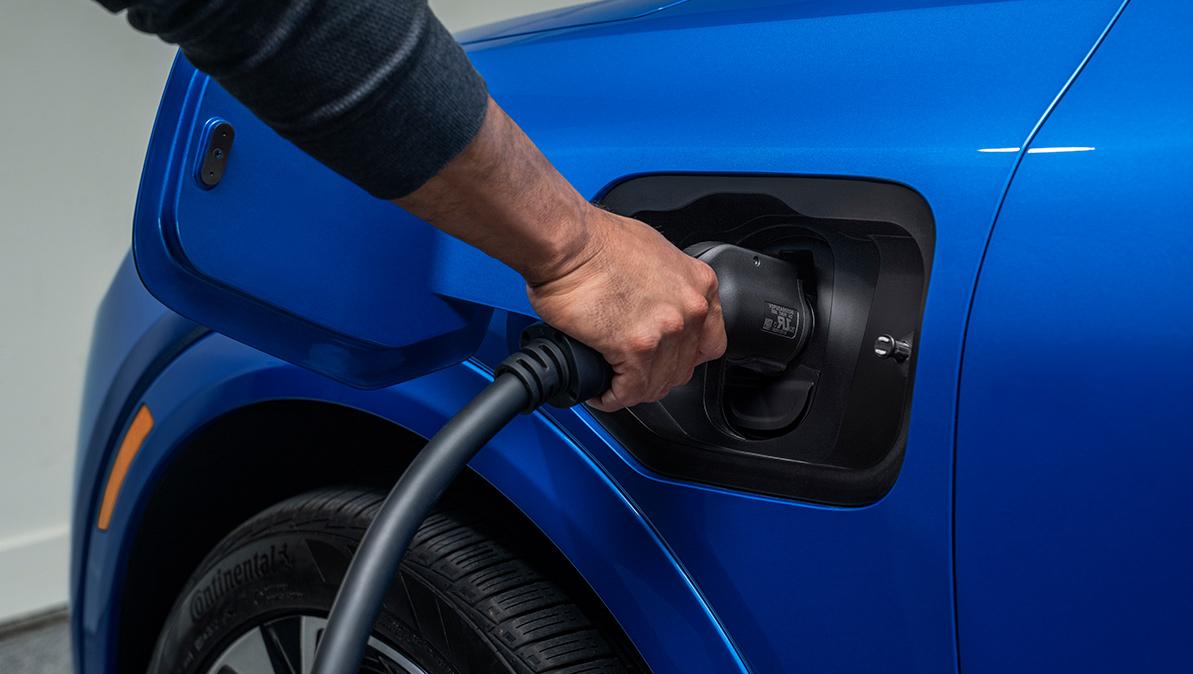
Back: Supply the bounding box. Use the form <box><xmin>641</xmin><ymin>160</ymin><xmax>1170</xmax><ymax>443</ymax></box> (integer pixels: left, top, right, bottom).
<box><xmin>132</xmin><ymin>61</ymin><xmax>517</xmax><ymax>388</ymax></box>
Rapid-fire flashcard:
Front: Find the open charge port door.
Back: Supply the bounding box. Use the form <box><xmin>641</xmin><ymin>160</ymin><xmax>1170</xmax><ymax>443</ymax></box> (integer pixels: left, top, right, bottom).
<box><xmin>596</xmin><ymin>175</ymin><xmax>935</xmax><ymax>505</ymax></box>
<box><xmin>133</xmin><ymin>73</ymin><xmax>497</xmax><ymax>389</ymax></box>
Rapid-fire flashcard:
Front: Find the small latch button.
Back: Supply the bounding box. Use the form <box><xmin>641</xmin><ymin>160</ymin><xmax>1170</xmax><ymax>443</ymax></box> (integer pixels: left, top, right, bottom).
<box><xmin>874</xmin><ymin>334</ymin><xmax>912</xmax><ymax>362</ymax></box>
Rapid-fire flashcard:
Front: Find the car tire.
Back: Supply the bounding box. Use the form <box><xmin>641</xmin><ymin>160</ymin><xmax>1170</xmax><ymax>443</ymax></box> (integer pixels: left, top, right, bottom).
<box><xmin>148</xmin><ymin>487</ymin><xmax>634</xmax><ymax>674</ymax></box>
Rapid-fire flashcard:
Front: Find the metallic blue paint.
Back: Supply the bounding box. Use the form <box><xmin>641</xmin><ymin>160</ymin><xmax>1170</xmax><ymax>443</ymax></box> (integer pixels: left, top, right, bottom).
<box><xmin>133</xmin><ymin>64</ymin><xmax>495</xmax><ymax>388</ymax></box>
<box><xmin>957</xmin><ymin>2</ymin><xmax>1193</xmax><ymax>671</ymax></box>
<box><xmin>73</xmin><ymin>1</ymin><xmax>1162</xmax><ymax>673</ymax></box>
<box><xmin>78</xmin><ymin>333</ymin><xmax>746</xmax><ymax>673</ymax></box>
<box><xmin>71</xmin><ymin>257</ymin><xmax>202</xmax><ymax>673</ymax></box>
<box><xmin>462</xmin><ymin>2</ymin><xmax>1122</xmax><ymax>671</ymax></box>
<box><xmin>455</xmin><ymin>0</ymin><xmax>689</xmax><ymax>45</ymax></box>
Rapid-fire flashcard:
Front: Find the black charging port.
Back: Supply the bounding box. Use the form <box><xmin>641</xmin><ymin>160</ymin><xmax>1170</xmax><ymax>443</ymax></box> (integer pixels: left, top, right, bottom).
<box><xmin>596</xmin><ymin>175</ymin><xmax>934</xmax><ymax>505</ymax></box>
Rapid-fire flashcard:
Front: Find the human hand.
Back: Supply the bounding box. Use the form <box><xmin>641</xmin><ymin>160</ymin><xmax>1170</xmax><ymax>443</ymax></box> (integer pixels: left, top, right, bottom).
<box><xmin>526</xmin><ymin>207</ymin><xmax>727</xmax><ymax>411</ymax></box>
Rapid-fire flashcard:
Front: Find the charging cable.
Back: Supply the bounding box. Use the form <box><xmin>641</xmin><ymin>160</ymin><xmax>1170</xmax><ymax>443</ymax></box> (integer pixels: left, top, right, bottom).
<box><xmin>310</xmin><ymin>324</ymin><xmax>611</xmax><ymax>674</ymax></box>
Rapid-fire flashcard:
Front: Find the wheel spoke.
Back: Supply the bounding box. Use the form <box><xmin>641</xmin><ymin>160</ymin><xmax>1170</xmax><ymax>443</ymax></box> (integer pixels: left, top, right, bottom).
<box><xmin>210</xmin><ymin>614</ymin><xmax>429</xmax><ymax>674</ymax></box>
<box><xmin>205</xmin><ymin>627</ymin><xmax>279</xmax><ymax>674</ymax></box>
<box><xmin>260</xmin><ymin>617</ymin><xmax>303</xmax><ymax>674</ymax></box>
<box><xmin>298</xmin><ymin>616</ymin><xmax>324</xmax><ymax>674</ymax></box>
<box><xmin>366</xmin><ymin>636</ymin><xmax>428</xmax><ymax>674</ymax></box>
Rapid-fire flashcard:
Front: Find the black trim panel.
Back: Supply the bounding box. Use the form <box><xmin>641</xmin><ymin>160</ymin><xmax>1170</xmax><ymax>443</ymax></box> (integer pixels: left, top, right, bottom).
<box><xmin>594</xmin><ymin>175</ymin><xmax>935</xmax><ymax>505</ymax></box>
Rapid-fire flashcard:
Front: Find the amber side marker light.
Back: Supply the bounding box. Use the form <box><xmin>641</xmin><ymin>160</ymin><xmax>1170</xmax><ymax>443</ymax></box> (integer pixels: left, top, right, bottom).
<box><xmin>97</xmin><ymin>405</ymin><xmax>154</xmax><ymax>531</ymax></box>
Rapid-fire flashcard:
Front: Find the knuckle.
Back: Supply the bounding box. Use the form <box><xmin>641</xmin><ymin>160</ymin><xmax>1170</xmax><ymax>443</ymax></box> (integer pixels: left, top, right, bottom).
<box><xmin>659</xmin><ymin>311</ymin><xmax>685</xmax><ymax>336</ymax></box>
<box><xmin>627</xmin><ymin>332</ymin><xmax>660</xmax><ymax>355</ymax></box>
<box><xmin>683</xmin><ymin>292</ymin><xmax>710</xmax><ymax>320</ymax></box>
<box><xmin>706</xmin><ymin>296</ymin><xmax>724</xmax><ymax>317</ymax></box>
<box><xmin>694</xmin><ymin>260</ymin><xmax>718</xmax><ymax>289</ymax></box>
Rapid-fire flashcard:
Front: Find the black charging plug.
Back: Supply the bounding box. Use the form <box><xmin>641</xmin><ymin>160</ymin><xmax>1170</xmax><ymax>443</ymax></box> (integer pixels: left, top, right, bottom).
<box><xmin>686</xmin><ymin>242</ymin><xmax>813</xmax><ymax>375</ymax></box>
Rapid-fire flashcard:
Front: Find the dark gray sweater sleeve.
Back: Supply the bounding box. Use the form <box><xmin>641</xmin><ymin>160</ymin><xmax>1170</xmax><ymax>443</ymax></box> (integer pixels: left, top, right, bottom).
<box><xmin>97</xmin><ymin>0</ymin><xmax>489</xmax><ymax>199</ymax></box>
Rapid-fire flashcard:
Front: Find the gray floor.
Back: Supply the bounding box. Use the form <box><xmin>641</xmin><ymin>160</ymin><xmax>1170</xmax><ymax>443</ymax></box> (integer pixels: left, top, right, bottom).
<box><xmin>0</xmin><ymin>612</ymin><xmax>71</xmax><ymax>674</ymax></box>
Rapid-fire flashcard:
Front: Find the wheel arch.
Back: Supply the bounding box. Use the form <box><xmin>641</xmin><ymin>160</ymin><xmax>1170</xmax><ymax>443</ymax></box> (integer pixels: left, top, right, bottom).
<box><xmin>114</xmin><ymin>399</ymin><xmax>407</xmax><ymax>673</ymax></box>
<box><xmin>113</xmin><ymin>399</ymin><xmax>645</xmax><ymax>673</ymax></box>
<box><xmin>80</xmin><ymin>334</ymin><xmax>744</xmax><ymax>674</ymax></box>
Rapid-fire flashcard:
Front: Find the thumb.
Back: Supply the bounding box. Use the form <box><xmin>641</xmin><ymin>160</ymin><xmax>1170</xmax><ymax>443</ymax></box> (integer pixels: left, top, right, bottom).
<box><xmin>587</xmin><ymin>387</ymin><xmax>623</xmax><ymax>413</ymax></box>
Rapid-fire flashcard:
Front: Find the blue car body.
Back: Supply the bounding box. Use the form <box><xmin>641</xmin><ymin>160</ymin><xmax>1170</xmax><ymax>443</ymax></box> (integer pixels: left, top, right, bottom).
<box><xmin>72</xmin><ymin>1</ymin><xmax>1193</xmax><ymax>672</ymax></box>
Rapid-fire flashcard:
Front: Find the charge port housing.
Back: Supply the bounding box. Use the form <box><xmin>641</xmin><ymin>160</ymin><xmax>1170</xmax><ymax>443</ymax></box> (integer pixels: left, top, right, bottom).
<box><xmin>595</xmin><ymin>175</ymin><xmax>934</xmax><ymax>505</ymax></box>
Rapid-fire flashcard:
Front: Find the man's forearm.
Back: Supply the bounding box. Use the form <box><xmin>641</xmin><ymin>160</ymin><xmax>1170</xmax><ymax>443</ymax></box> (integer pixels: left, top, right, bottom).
<box><xmin>395</xmin><ymin>98</ymin><xmax>597</xmax><ymax>286</ymax></box>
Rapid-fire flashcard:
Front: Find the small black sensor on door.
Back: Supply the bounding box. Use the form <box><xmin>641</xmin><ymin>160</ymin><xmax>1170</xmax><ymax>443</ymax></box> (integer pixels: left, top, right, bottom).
<box><xmin>197</xmin><ymin>120</ymin><xmax>234</xmax><ymax>188</ymax></box>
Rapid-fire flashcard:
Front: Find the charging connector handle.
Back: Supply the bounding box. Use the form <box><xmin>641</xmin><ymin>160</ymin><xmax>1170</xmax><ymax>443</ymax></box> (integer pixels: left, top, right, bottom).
<box><xmin>310</xmin><ymin>324</ymin><xmax>610</xmax><ymax>674</ymax></box>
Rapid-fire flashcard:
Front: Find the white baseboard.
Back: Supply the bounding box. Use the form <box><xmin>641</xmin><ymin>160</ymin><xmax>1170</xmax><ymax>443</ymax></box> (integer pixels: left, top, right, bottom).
<box><xmin>0</xmin><ymin>525</ymin><xmax>69</xmax><ymax>623</ymax></box>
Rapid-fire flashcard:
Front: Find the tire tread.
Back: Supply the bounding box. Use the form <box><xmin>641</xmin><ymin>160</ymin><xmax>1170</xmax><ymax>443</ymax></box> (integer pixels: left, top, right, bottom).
<box><xmin>172</xmin><ymin>487</ymin><xmax>632</xmax><ymax>674</ymax></box>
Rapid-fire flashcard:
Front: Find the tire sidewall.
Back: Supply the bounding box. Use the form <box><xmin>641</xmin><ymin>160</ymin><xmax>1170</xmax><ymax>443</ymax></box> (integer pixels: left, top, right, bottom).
<box><xmin>149</xmin><ymin>528</ymin><xmax>453</xmax><ymax>673</ymax></box>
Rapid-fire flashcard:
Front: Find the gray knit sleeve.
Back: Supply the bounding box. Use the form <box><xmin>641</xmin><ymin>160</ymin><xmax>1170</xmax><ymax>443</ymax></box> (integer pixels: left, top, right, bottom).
<box><xmin>97</xmin><ymin>0</ymin><xmax>489</xmax><ymax>199</ymax></box>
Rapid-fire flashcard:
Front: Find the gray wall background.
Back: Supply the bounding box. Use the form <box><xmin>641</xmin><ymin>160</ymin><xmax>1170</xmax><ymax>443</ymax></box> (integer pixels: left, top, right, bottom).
<box><xmin>0</xmin><ymin>0</ymin><xmax>579</xmax><ymax>624</ymax></box>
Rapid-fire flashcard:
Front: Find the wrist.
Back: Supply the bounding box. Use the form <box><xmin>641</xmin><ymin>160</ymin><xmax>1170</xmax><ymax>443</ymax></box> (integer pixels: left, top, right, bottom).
<box><xmin>393</xmin><ymin>97</ymin><xmax>609</xmax><ymax>286</ymax></box>
<box><xmin>518</xmin><ymin>200</ymin><xmax>608</xmax><ymax>286</ymax></box>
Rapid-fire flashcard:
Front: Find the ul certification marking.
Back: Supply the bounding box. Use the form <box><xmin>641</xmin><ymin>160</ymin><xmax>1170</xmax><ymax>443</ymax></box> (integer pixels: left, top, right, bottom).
<box><xmin>762</xmin><ymin>302</ymin><xmax>798</xmax><ymax>339</ymax></box>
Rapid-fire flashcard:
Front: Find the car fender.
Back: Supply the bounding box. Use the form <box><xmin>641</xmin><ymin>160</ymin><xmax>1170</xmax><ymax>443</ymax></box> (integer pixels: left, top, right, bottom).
<box><xmin>77</xmin><ymin>333</ymin><xmax>747</xmax><ymax>673</ymax></box>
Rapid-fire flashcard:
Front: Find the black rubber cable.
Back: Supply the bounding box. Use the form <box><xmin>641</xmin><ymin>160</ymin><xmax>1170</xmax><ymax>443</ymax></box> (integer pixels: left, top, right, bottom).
<box><xmin>308</xmin><ymin>326</ymin><xmax>612</xmax><ymax>673</ymax></box>
<box><xmin>310</xmin><ymin>372</ymin><xmax>530</xmax><ymax>674</ymax></box>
